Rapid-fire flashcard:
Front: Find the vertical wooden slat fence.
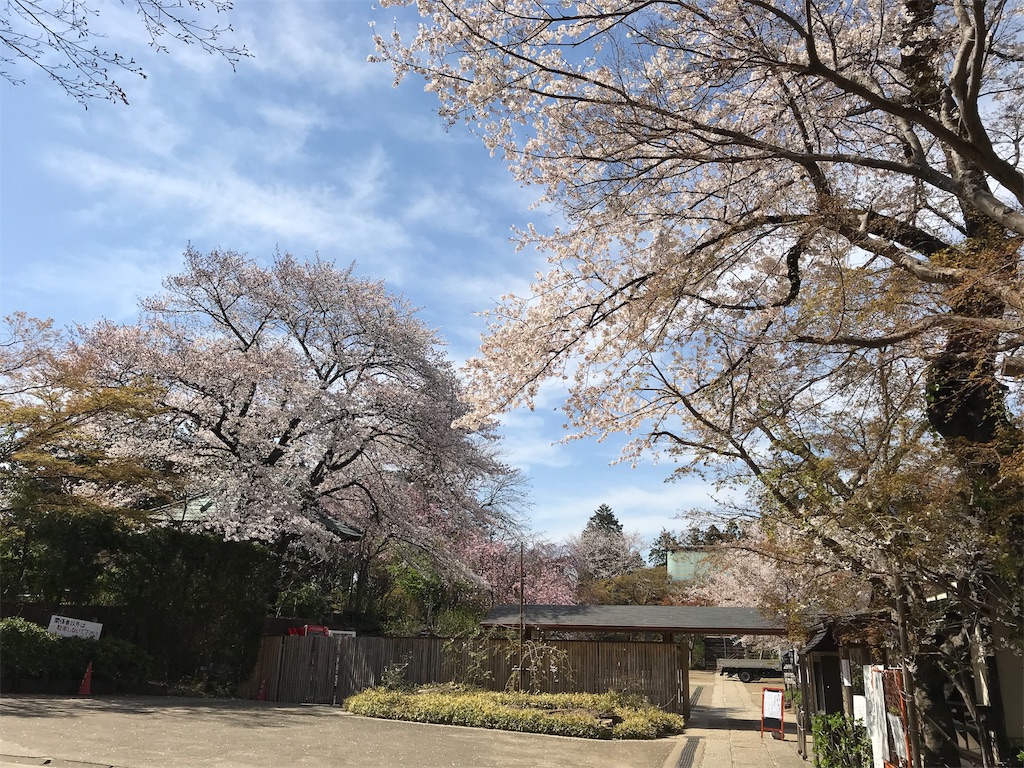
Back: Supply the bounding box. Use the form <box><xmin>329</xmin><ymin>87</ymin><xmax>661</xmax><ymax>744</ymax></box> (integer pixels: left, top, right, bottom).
<box><xmin>242</xmin><ymin>635</ymin><xmax>685</xmax><ymax>712</ymax></box>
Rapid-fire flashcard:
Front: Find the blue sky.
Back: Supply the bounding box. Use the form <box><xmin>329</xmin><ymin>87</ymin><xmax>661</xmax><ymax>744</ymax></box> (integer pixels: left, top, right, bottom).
<box><xmin>0</xmin><ymin>0</ymin><xmax>718</xmax><ymax>544</ymax></box>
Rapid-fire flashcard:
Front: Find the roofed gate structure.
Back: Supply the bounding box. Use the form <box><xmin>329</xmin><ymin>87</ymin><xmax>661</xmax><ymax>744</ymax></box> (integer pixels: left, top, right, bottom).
<box><xmin>481</xmin><ymin>604</ymin><xmax>787</xmax><ymax>718</ymax></box>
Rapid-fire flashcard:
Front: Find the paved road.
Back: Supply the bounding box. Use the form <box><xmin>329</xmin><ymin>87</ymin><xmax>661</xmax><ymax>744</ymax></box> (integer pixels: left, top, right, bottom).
<box><xmin>0</xmin><ymin>672</ymin><xmax>811</xmax><ymax>768</ymax></box>
<box><xmin>0</xmin><ymin>695</ymin><xmax>680</xmax><ymax>768</ymax></box>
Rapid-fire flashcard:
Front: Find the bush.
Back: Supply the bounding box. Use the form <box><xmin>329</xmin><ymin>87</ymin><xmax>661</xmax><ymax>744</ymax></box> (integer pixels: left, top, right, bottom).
<box><xmin>0</xmin><ymin>618</ymin><xmax>60</xmax><ymax>679</ymax></box>
<box><xmin>344</xmin><ymin>687</ymin><xmax>685</xmax><ymax>740</ymax></box>
<box><xmin>812</xmin><ymin>713</ymin><xmax>872</xmax><ymax>768</ymax></box>
<box><xmin>0</xmin><ymin>617</ymin><xmax>151</xmax><ymax>685</ymax></box>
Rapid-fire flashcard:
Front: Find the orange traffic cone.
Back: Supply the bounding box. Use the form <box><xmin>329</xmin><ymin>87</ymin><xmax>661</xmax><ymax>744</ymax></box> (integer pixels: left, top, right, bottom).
<box><xmin>78</xmin><ymin>662</ymin><xmax>93</xmax><ymax>695</ymax></box>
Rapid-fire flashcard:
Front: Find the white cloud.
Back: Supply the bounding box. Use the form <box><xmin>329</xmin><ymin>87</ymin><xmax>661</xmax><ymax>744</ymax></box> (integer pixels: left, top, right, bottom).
<box><xmin>5</xmin><ymin>245</ymin><xmax>182</xmax><ymax>326</ymax></box>
<box><xmin>239</xmin><ymin>1</ymin><xmax>386</xmax><ymax>94</ymax></box>
<box><xmin>495</xmin><ymin>409</ymin><xmax>575</xmax><ymax>471</ymax></box>
<box><xmin>254</xmin><ymin>104</ymin><xmax>331</xmax><ymax>163</ymax></box>
<box><xmin>528</xmin><ymin>473</ymin><xmax>717</xmax><ymax>543</ymax></box>
<box><xmin>42</xmin><ymin>147</ymin><xmax>410</xmax><ymax>255</ymax></box>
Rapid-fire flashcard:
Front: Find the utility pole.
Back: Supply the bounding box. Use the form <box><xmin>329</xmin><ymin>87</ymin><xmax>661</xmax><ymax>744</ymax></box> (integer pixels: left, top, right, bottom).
<box><xmin>518</xmin><ymin>540</ymin><xmax>525</xmax><ymax>692</ymax></box>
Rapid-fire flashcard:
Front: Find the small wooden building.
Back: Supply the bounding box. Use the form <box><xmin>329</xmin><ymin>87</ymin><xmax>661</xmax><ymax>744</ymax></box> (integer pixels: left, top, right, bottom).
<box><xmin>480</xmin><ymin>604</ymin><xmax>787</xmax><ymax>718</ymax></box>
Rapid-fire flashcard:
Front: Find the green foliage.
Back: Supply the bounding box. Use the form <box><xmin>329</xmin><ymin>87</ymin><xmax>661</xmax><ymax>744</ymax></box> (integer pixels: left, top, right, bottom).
<box><xmin>0</xmin><ymin>617</ymin><xmax>151</xmax><ymax>683</ymax></box>
<box><xmin>812</xmin><ymin>713</ymin><xmax>872</xmax><ymax>768</ymax></box>
<box><xmin>577</xmin><ymin>566</ymin><xmax>679</xmax><ymax>606</ymax></box>
<box><xmin>106</xmin><ymin>527</ymin><xmax>275</xmax><ymax>689</ymax></box>
<box><xmin>0</xmin><ymin>618</ymin><xmax>58</xmax><ymax>678</ymax></box>
<box><xmin>0</xmin><ymin>521</ymin><xmax>274</xmax><ymax>693</ymax></box>
<box><xmin>682</xmin><ymin>519</ymin><xmax>743</xmax><ymax>545</ymax></box>
<box><xmin>585</xmin><ymin>504</ymin><xmax>623</xmax><ymax>535</ymax></box>
<box><xmin>433</xmin><ymin>606</ymin><xmax>482</xmax><ymax>637</ymax></box>
<box><xmin>344</xmin><ymin>687</ymin><xmax>685</xmax><ymax>740</ymax></box>
<box><xmin>0</xmin><ymin>506</ymin><xmax>130</xmax><ymax>604</ymax></box>
<box><xmin>647</xmin><ymin>529</ymin><xmax>680</xmax><ymax>568</ymax></box>
<box><xmin>689</xmin><ymin>636</ymin><xmax>705</xmax><ymax>669</ymax></box>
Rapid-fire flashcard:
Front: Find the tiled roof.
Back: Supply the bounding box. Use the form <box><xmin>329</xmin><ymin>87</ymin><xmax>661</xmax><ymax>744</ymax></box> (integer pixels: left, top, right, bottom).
<box><xmin>481</xmin><ymin>604</ymin><xmax>787</xmax><ymax>635</ymax></box>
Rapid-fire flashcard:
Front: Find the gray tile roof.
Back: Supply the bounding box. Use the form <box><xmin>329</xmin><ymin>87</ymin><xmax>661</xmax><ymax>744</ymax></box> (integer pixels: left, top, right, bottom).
<box><xmin>481</xmin><ymin>604</ymin><xmax>787</xmax><ymax>635</ymax></box>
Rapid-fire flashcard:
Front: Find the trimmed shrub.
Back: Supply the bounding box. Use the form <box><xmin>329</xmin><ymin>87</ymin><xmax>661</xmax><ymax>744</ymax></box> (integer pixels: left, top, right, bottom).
<box><xmin>344</xmin><ymin>687</ymin><xmax>685</xmax><ymax>740</ymax></box>
<box><xmin>0</xmin><ymin>618</ymin><xmax>60</xmax><ymax>679</ymax></box>
<box><xmin>0</xmin><ymin>617</ymin><xmax>151</xmax><ymax>686</ymax></box>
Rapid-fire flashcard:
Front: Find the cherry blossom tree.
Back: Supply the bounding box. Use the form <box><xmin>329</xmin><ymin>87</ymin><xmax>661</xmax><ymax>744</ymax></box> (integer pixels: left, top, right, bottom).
<box><xmin>373</xmin><ymin>2</ymin><xmax>1022</xmax><ymax>763</ymax></box>
<box><xmin>458</xmin><ymin>535</ymin><xmax>576</xmax><ymax>606</ymax></box>
<box><xmin>566</xmin><ymin>505</ymin><xmax>645</xmax><ymax>597</ymax></box>
<box><xmin>1</xmin><ymin>0</ymin><xmax>248</xmax><ymax>105</ymax></box>
<box><xmin>80</xmin><ymin>248</ymin><xmax>521</xmax><ymax>560</ymax></box>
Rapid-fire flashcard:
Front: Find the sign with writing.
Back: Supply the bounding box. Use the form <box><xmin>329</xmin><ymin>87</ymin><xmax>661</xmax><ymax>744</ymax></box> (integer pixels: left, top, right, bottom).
<box><xmin>761</xmin><ymin>687</ymin><xmax>785</xmax><ymax>740</ymax></box>
<box><xmin>48</xmin><ymin>615</ymin><xmax>102</xmax><ymax>640</ymax></box>
<box><xmin>763</xmin><ymin>688</ymin><xmax>784</xmax><ymax>719</ymax></box>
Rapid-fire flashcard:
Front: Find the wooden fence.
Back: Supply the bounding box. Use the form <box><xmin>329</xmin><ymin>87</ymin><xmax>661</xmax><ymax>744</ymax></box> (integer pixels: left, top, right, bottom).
<box><xmin>239</xmin><ymin>635</ymin><xmax>688</xmax><ymax>713</ymax></box>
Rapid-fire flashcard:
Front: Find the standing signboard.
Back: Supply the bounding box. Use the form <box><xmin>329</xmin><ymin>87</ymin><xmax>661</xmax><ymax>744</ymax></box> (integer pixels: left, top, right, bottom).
<box><xmin>48</xmin><ymin>615</ymin><xmax>102</xmax><ymax>640</ymax></box>
<box><xmin>761</xmin><ymin>686</ymin><xmax>785</xmax><ymax>740</ymax></box>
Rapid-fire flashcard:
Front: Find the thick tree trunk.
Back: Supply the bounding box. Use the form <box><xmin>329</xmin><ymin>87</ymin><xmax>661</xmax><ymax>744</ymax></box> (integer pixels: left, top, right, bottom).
<box><xmin>914</xmin><ymin>653</ymin><xmax>962</xmax><ymax>767</ymax></box>
<box><xmin>923</xmin><ymin>229</ymin><xmax>1022</xmax><ymax>767</ymax></box>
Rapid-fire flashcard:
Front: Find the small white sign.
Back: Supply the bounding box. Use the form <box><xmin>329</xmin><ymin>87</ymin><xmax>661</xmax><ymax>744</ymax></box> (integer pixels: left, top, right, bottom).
<box><xmin>47</xmin><ymin>615</ymin><xmax>102</xmax><ymax>640</ymax></box>
<box><xmin>841</xmin><ymin>658</ymin><xmax>852</xmax><ymax>686</ymax></box>
<box><xmin>763</xmin><ymin>688</ymin><xmax>784</xmax><ymax>720</ymax></box>
<box><xmin>853</xmin><ymin>694</ymin><xmax>867</xmax><ymax>721</ymax></box>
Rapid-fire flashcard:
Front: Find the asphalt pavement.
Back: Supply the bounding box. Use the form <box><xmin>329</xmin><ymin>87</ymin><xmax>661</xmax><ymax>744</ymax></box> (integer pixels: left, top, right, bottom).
<box><xmin>0</xmin><ymin>671</ymin><xmax>810</xmax><ymax>768</ymax></box>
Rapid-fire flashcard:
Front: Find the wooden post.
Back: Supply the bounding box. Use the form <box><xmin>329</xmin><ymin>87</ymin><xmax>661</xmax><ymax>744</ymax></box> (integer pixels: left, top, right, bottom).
<box><xmin>680</xmin><ymin>636</ymin><xmax>691</xmax><ymax>719</ymax></box>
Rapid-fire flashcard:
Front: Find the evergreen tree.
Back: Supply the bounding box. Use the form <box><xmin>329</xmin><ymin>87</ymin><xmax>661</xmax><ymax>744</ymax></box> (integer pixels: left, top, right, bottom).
<box><xmin>647</xmin><ymin>528</ymin><xmax>680</xmax><ymax>568</ymax></box>
<box><xmin>584</xmin><ymin>504</ymin><xmax>622</xmax><ymax>535</ymax></box>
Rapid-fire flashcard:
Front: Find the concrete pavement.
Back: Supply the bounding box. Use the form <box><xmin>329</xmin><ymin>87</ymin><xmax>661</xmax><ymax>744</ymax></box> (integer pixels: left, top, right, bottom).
<box><xmin>0</xmin><ymin>671</ymin><xmax>810</xmax><ymax>768</ymax></box>
<box><xmin>673</xmin><ymin>670</ymin><xmax>810</xmax><ymax>768</ymax></box>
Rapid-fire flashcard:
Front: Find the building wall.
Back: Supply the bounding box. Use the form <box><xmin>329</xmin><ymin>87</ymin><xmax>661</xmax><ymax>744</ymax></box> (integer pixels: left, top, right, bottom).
<box><xmin>666</xmin><ymin>548</ymin><xmax>711</xmax><ymax>582</ymax></box>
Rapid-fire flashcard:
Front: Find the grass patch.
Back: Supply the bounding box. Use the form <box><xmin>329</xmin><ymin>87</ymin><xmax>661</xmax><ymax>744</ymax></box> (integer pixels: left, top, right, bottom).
<box><xmin>344</xmin><ymin>686</ymin><xmax>685</xmax><ymax>740</ymax></box>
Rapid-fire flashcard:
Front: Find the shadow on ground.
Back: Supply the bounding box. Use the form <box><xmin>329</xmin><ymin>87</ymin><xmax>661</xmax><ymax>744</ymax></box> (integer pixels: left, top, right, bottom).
<box><xmin>0</xmin><ymin>695</ymin><xmax>341</xmax><ymax>729</ymax></box>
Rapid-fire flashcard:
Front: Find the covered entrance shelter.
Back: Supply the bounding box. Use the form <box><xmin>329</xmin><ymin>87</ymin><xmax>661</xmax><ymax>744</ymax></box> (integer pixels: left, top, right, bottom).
<box><xmin>481</xmin><ymin>604</ymin><xmax>787</xmax><ymax>718</ymax></box>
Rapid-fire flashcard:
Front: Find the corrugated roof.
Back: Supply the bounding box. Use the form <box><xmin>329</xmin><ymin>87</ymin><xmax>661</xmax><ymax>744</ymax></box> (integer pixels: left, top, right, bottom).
<box><xmin>480</xmin><ymin>604</ymin><xmax>787</xmax><ymax>635</ymax></box>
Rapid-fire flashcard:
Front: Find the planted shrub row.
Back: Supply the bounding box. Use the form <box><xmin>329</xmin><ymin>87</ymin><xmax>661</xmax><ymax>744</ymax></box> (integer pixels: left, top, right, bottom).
<box><xmin>0</xmin><ymin>617</ymin><xmax>151</xmax><ymax>690</ymax></box>
<box><xmin>344</xmin><ymin>687</ymin><xmax>685</xmax><ymax>740</ymax></box>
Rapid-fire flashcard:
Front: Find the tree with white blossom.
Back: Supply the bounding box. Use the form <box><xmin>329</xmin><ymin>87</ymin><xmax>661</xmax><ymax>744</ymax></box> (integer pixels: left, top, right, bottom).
<box><xmin>374</xmin><ymin>1</ymin><xmax>1023</xmax><ymax>763</ymax></box>
<box><xmin>81</xmin><ymin>248</ymin><xmax>521</xmax><ymax>564</ymax></box>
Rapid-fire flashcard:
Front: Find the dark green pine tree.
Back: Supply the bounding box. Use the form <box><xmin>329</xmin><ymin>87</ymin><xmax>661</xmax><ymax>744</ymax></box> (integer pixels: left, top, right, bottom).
<box><xmin>647</xmin><ymin>529</ymin><xmax>680</xmax><ymax>568</ymax></box>
<box><xmin>584</xmin><ymin>503</ymin><xmax>623</xmax><ymax>535</ymax></box>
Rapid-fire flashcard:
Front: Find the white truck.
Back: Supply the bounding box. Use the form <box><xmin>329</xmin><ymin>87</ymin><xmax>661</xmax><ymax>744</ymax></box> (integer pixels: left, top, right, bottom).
<box><xmin>716</xmin><ymin>657</ymin><xmax>783</xmax><ymax>683</ymax></box>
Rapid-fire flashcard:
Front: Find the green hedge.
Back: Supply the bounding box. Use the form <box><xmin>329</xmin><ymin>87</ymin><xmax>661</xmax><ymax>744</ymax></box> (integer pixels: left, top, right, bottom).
<box><xmin>0</xmin><ymin>617</ymin><xmax>151</xmax><ymax>684</ymax></box>
<box><xmin>344</xmin><ymin>687</ymin><xmax>685</xmax><ymax>740</ymax></box>
<box><xmin>812</xmin><ymin>712</ymin><xmax>872</xmax><ymax>768</ymax></box>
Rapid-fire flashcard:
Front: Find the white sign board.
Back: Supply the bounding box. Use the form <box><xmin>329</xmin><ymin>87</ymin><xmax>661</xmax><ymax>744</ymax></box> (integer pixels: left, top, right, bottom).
<box><xmin>864</xmin><ymin>665</ymin><xmax>887</xmax><ymax>768</ymax></box>
<box><xmin>48</xmin><ymin>615</ymin><xmax>102</xmax><ymax>640</ymax></box>
<box><xmin>762</xmin><ymin>688</ymin><xmax>784</xmax><ymax>720</ymax></box>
